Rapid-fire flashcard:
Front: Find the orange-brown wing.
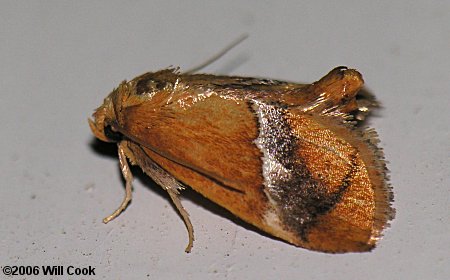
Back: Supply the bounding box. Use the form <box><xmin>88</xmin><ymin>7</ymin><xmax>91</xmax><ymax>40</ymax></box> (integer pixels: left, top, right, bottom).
<box><xmin>112</xmin><ymin>68</ymin><xmax>393</xmax><ymax>253</ymax></box>
<box><xmin>119</xmin><ymin>93</ymin><xmax>272</xmax><ymax>233</ymax></box>
<box><xmin>280</xmin><ymin>111</ymin><xmax>393</xmax><ymax>252</ymax></box>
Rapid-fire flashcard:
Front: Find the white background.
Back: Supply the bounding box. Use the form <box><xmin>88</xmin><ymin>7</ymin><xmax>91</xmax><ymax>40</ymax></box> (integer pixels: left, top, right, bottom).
<box><xmin>1</xmin><ymin>1</ymin><xmax>449</xmax><ymax>279</ymax></box>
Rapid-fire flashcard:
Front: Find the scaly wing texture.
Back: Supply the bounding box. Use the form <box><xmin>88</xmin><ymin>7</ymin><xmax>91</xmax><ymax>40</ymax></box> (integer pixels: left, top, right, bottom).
<box><xmin>109</xmin><ymin>67</ymin><xmax>393</xmax><ymax>252</ymax></box>
<box><xmin>120</xmin><ymin>93</ymin><xmax>272</xmax><ymax>233</ymax></box>
<box><xmin>283</xmin><ymin>111</ymin><xmax>393</xmax><ymax>252</ymax></box>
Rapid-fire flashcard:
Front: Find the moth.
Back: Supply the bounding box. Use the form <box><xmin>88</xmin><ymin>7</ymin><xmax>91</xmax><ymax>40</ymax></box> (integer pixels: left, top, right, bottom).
<box><xmin>89</xmin><ymin>65</ymin><xmax>394</xmax><ymax>253</ymax></box>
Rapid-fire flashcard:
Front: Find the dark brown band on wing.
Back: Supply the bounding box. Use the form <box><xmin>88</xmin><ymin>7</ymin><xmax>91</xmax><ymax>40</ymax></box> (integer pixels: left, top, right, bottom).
<box><xmin>253</xmin><ymin>101</ymin><xmax>355</xmax><ymax>240</ymax></box>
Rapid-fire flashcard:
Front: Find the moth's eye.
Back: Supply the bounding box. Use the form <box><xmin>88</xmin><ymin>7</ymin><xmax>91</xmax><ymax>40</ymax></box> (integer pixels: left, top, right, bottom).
<box><xmin>104</xmin><ymin>125</ymin><xmax>122</xmax><ymax>142</ymax></box>
<box><xmin>136</xmin><ymin>78</ymin><xmax>171</xmax><ymax>95</ymax></box>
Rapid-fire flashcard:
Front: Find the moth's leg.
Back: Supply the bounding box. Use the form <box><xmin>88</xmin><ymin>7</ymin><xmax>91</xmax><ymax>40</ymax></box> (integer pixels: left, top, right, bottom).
<box><xmin>167</xmin><ymin>189</ymin><xmax>195</xmax><ymax>253</ymax></box>
<box><xmin>103</xmin><ymin>141</ymin><xmax>133</xmax><ymax>224</ymax></box>
<box><xmin>115</xmin><ymin>141</ymin><xmax>195</xmax><ymax>252</ymax></box>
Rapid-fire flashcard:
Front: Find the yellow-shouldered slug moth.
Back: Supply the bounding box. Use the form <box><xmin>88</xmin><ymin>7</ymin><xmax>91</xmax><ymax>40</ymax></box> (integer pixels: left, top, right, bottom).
<box><xmin>89</xmin><ymin>64</ymin><xmax>394</xmax><ymax>253</ymax></box>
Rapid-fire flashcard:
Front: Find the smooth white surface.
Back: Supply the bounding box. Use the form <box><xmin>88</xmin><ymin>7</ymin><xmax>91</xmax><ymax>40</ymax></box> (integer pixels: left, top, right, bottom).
<box><xmin>1</xmin><ymin>1</ymin><xmax>449</xmax><ymax>279</ymax></box>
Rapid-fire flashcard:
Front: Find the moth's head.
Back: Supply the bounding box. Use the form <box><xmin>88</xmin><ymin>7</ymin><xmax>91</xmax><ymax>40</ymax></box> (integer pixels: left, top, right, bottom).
<box><xmin>88</xmin><ymin>85</ymin><xmax>124</xmax><ymax>143</ymax></box>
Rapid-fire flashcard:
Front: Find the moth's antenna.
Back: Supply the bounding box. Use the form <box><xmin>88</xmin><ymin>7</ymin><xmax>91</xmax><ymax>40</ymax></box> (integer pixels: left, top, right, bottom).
<box><xmin>184</xmin><ymin>34</ymin><xmax>249</xmax><ymax>74</ymax></box>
